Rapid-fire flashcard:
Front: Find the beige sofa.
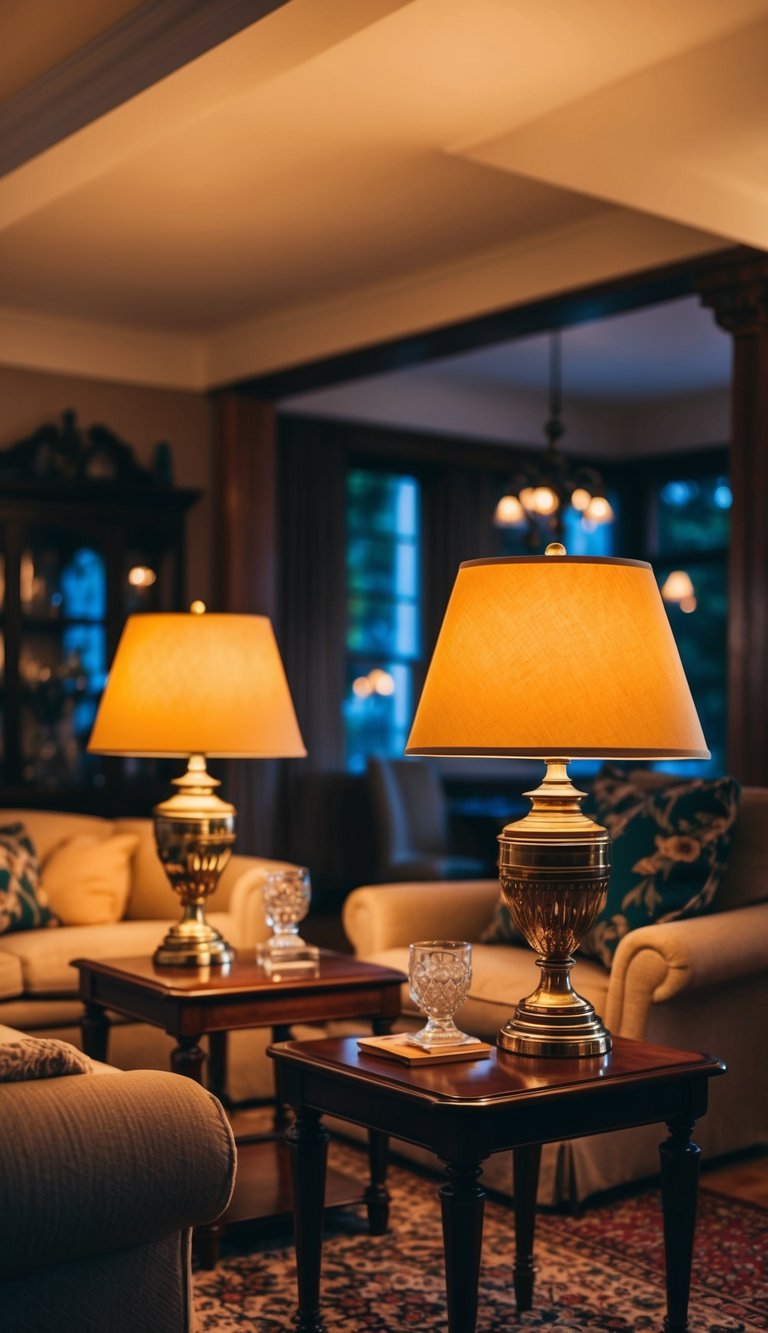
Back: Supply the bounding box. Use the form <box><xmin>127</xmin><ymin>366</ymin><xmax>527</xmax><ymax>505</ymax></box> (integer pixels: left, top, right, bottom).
<box><xmin>343</xmin><ymin>785</ymin><xmax>768</xmax><ymax>1205</ymax></box>
<box><xmin>0</xmin><ymin>809</ymin><xmax>295</xmax><ymax>1101</ymax></box>
<box><xmin>0</xmin><ymin>1022</ymin><xmax>235</xmax><ymax>1333</ymax></box>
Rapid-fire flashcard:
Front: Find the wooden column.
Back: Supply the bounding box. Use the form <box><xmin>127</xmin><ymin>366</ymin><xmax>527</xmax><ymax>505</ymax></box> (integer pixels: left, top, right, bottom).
<box><xmin>213</xmin><ymin>392</ymin><xmax>280</xmax><ymax>853</ymax></box>
<box><xmin>699</xmin><ymin>258</ymin><xmax>768</xmax><ymax>785</ymax></box>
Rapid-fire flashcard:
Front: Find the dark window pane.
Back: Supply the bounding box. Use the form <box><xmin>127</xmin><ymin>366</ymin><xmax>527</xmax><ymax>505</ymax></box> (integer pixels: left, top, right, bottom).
<box><xmin>347</xmin><ymin>595</ymin><xmax>420</xmax><ymax>658</ymax></box>
<box><xmin>347</xmin><ymin>536</ymin><xmax>418</xmax><ymax>597</ymax></box>
<box><xmin>347</xmin><ymin>471</ymin><xmax>419</xmax><ymax>538</ymax></box>
<box><xmin>344</xmin><ymin>660</ymin><xmax>414</xmax><ymax>773</ymax></box>
<box><xmin>656</xmin><ymin>559</ymin><xmax>728</xmax><ymax>777</ymax></box>
<box><xmin>655</xmin><ymin>475</ymin><xmax>731</xmax><ymax>553</ymax></box>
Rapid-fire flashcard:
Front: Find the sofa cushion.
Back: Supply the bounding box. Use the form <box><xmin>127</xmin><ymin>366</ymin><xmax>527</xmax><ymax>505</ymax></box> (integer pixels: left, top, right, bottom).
<box><xmin>0</xmin><ymin>825</ymin><xmax>56</xmax><ymax>935</ymax></box>
<box><xmin>113</xmin><ymin>819</ymin><xmax>181</xmax><ymax>921</ymax></box>
<box><xmin>580</xmin><ymin>772</ymin><xmax>740</xmax><ymax>968</ymax></box>
<box><xmin>0</xmin><ymin>810</ymin><xmax>113</xmax><ymax>865</ymax></box>
<box><xmin>0</xmin><ymin>953</ymin><xmax>24</xmax><ymax>999</ymax></box>
<box><xmin>0</xmin><ymin>1035</ymin><xmax>93</xmax><ymax>1081</ymax></box>
<box><xmin>0</xmin><ymin>913</ymin><xmax>235</xmax><ymax>994</ymax></box>
<box><xmin>42</xmin><ymin>832</ymin><xmax>140</xmax><ymax>925</ymax></box>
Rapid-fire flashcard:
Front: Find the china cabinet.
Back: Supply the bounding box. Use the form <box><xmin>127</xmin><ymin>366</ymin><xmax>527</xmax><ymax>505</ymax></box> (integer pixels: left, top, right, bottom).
<box><xmin>0</xmin><ymin>411</ymin><xmax>199</xmax><ymax>812</ymax></box>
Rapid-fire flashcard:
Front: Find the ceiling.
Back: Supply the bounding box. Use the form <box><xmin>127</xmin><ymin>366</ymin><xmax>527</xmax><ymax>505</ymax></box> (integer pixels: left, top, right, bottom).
<box><xmin>0</xmin><ymin>0</ymin><xmax>766</xmax><ymax>391</ymax></box>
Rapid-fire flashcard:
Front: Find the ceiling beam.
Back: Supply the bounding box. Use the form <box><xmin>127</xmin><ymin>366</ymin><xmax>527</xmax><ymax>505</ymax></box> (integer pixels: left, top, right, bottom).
<box><xmin>236</xmin><ymin>245</ymin><xmax>750</xmax><ymax>400</ymax></box>
<box><xmin>0</xmin><ymin>0</ymin><xmax>288</xmax><ymax>179</ymax></box>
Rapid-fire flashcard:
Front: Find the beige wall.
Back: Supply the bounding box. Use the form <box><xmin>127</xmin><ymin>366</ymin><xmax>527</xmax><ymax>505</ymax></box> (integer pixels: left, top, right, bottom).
<box><xmin>0</xmin><ymin>364</ymin><xmax>214</xmax><ymax>606</ymax></box>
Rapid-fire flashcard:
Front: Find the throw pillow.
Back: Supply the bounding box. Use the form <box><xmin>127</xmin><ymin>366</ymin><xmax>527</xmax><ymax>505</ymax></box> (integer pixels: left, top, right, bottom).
<box><xmin>41</xmin><ymin>832</ymin><xmax>140</xmax><ymax>926</ymax></box>
<box><xmin>0</xmin><ymin>824</ymin><xmax>56</xmax><ymax>934</ymax></box>
<box><xmin>580</xmin><ymin>771</ymin><xmax>741</xmax><ymax>968</ymax></box>
<box><xmin>479</xmin><ymin>895</ymin><xmax>523</xmax><ymax>946</ymax></box>
<box><xmin>0</xmin><ymin>1036</ymin><xmax>92</xmax><ymax>1082</ymax></box>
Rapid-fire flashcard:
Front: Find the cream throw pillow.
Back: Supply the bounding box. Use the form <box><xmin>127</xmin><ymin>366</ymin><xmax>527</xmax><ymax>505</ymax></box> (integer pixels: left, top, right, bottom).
<box><xmin>42</xmin><ymin>833</ymin><xmax>140</xmax><ymax>925</ymax></box>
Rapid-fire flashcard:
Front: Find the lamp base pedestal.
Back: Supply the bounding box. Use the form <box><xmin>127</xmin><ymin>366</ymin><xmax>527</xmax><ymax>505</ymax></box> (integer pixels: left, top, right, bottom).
<box><xmin>152</xmin><ymin>754</ymin><xmax>237</xmax><ymax>969</ymax></box>
<box><xmin>498</xmin><ymin>959</ymin><xmax>611</xmax><ymax>1058</ymax></box>
<box><xmin>498</xmin><ymin>759</ymin><xmax>612</xmax><ymax>1059</ymax></box>
<box><xmin>154</xmin><ymin>908</ymin><xmax>235</xmax><ymax>969</ymax></box>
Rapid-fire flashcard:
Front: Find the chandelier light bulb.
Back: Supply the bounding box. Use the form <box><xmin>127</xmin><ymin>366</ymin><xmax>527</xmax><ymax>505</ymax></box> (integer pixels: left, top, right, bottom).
<box><xmin>369</xmin><ymin>668</ymin><xmax>396</xmax><ymax>696</ymax></box>
<box><xmin>531</xmin><ymin>486</ymin><xmax>559</xmax><ymax>516</ymax></box>
<box><xmin>584</xmin><ymin>495</ymin><xmax>614</xmax><ymax>524</ymax></box>
<box><xmin>494</xmin><ymin>494</ymin><xmax>526</xmax><ymax>527</ymax></box>
<box><xmin>570</xmin><ymin>487</ymin><xmax>592</xmax><ymax>512</ymax></box>
<box><xmin>519</xmin><ymin>486</ymin><xmax>538</xmax><ymax>511</ymax></box>
<box><xmin>680</xmin><ymin>595</ymin><xmax>698</xmax><ymax>614</ymax></box>
<box><xmin>352</xmin><ymin>675</ymin><xmax>373</xmax><ymax>699</ymax></box>
<box><xmin>661</xmin><ymin>570</ymin><xmax>696</xmax><ymax>604</ymax></box>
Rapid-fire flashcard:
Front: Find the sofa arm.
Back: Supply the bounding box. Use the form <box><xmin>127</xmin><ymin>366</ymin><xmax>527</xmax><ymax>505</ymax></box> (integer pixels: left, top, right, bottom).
<box><xmin>343</xmin><ymin>880</ymin><xmax>500</xmax><ymax>956</ymax></box>
<box><xmin>0</xmin><ymin>1070</ymin><xmax>236</xmax><ymax>1280</ymax></box>
<box><xmin>605</xmin><ymin>902</ymin><xmax>768</xmax><ymax>1040</ymax></box>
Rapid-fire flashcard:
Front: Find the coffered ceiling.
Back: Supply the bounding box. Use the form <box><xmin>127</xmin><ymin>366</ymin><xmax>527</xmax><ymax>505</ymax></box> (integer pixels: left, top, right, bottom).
<box><xmin>0</xmin><ymin>0</ymin><xmax>766</xmax><ymax>390</ymax></box>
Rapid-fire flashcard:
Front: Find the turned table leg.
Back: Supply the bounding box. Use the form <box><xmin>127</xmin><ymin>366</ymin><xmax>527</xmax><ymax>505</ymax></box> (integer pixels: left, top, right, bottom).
<box><xmin>439</xmin><ymin>1159</ymin><xmax>486</xmax><ymax>1333</ymax></box>
<box><xmin>286</xmin><ymin>1107</ymin><xmax>330</xmax><ymax>1333</ymax></box>
<box><xmin>272</xmin><ymin>1024</ymin><xmax>293</xmax><ymax>1131</ymax></box>
<box><xmin>80</xmin><ymin>1001</ymin><xmax>110</xmax><ymax>1063</ymax></box>
<box><xmin>364</xmin><ymin>1130</ymin><xmax>390</xmax><ymax>1234</ymax></box>
<box><xmin>207</xmin><ymin>1031</ymin><xmax>231</xmax><ymax>1107</ymax></box>
<box><xmin>513</xmin><ymin>1143</ymin><xmax>542</xmax><ymax>1313</ymax></box>
<box><xmin>660</xmin><ymin>1117</ymin><xmax>701</xmax><ymax>1333</ymax></box>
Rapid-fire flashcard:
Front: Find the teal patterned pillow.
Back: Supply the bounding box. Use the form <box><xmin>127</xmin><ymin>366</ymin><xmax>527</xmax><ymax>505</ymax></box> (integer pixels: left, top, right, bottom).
<box><xmin>580</xmin><ymin>773</ymin><xmax>740</xmax><ymax>968</ymax></box>
<box><xmin>479</xmin><ymin>895</ymin><xmax>523</xmax><ymax>945</ymax></box>
<box><xmin>0</xmin><ymin>824</ymin><xmax>56</xmax><ymax>934</ymax></box>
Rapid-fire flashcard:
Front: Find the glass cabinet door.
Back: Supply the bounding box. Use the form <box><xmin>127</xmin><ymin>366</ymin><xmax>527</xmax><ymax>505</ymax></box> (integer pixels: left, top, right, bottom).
<box><xmin>18</xmin><ymin>533</ymin><xmax>108</xmax><ymax>788</ymax></box>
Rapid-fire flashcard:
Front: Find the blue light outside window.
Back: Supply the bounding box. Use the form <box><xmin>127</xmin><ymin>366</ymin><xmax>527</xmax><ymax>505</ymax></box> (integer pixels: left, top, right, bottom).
<box><xmin>651</xmin><ymin>474</ymin><xmax>730</xmax><ymax>778</ymax></box>
<box><xmin>345</xmin><ymin>471</ymin><xmax>421</xmax><ymax>772</ymax></box>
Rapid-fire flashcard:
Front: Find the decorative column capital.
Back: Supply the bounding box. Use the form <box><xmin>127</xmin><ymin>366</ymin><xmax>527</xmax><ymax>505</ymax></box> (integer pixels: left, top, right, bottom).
<box><xmin>698</xmin><ymin>257</ymin><xmax>768</xmax><ymax>335</ymax></box>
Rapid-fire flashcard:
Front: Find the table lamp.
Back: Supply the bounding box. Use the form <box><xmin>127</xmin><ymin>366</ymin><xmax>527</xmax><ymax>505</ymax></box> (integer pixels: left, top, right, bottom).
<box><xmin>406</xmin><ymin>544</ymin><xmax>708</xmax><ymax>1058</ymax></box>
<box><xmin>88</xmin><ymin>609</ymin><xmax>306</xmax><ymax>967</ymax></box>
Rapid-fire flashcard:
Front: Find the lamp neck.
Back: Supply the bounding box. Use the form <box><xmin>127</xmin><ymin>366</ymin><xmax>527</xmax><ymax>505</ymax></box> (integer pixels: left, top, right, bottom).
<box><xmin>155</xmin><ymin>753</ymin><xmax>235</xmax><ymax>819</ymax></box>
<box><xmin>506</xmin><ymin>758</ymin><xmax>606</xmax><ymax>842</ymax></box>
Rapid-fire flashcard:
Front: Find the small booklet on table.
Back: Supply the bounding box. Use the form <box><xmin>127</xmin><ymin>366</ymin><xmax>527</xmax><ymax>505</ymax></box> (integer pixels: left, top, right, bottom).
<box><xmin>357</xmin><ymin>1033</ymin><xmax>492</xmax><ymax>1066</ymax></box>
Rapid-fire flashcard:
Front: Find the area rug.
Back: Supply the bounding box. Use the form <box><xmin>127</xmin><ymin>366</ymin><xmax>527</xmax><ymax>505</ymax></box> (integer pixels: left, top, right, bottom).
<box><xmin>193</xmin><ymin>1139</ymin><xmax>768</xmax><ymax>1332</ymax></box>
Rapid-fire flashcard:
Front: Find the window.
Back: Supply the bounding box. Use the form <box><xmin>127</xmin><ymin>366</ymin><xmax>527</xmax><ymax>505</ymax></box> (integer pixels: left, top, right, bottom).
<box><xmin>650</xmin><ymin>472</ymin><xmax>731</xmax><ymax>777</ymax></box>
<box><xmin>344</xmin><ymin>469</ymin><xmax>421</xmax><ymax>772</ymax></box>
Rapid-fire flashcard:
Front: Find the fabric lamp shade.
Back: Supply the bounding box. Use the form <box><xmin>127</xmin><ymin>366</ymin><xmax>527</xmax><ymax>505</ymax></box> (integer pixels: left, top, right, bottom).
<box><xmin>406</xmin><ymin>555</ymin><xmax>708</xmax><ymax>760</ymax></box>
<box><xmin>88</xmin><ymin>612</ymin><xmax>306</xmax><ymax>758</ymax></box>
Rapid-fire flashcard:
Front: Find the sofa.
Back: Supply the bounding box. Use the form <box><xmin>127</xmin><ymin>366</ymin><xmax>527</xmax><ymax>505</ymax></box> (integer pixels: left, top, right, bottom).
<box><xmin>342</xmin><ymin>783</ymin><xmax>768</xmax><ymax>1205</ymax></box>
<box><xmin>0</xmin><ymin>1023</ymin><xmax>236</xmax><ymax>1333</ymax></box>
<box><xmin>0</xmin><ymin>809</ymin><xmax>297</xmax><ymax>1102</ymax></box>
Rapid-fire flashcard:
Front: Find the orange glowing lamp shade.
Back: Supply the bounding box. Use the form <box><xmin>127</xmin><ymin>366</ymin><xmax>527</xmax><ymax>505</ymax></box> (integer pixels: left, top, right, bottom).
<box><xmin>88</xmin><ymin>612</ymin><xmax>306</xmax><ymax>758</ymax></box>
<box><xmin>405</xmin><ymin>554</ymin><xmax>708</xmax><ymax>761</ymax></box>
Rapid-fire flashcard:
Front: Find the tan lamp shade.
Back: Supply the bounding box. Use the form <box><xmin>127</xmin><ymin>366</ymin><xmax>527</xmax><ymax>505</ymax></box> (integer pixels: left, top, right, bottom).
<box><xmin>406</xmin><ymin>555</ymin><xmax>708</xmax><ymax>760</ymax></box>
<box><xmin>88</xmin><ymin>612</ymin><xmax>306</xmax><ymax>758</ymax></box>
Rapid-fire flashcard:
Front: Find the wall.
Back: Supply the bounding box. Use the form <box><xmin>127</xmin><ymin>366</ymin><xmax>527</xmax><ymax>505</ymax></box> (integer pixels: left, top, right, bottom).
<box><xmin>0</xmin><ymin>364</ymin><xmax>214</xmax><ymax>605</ymax></box>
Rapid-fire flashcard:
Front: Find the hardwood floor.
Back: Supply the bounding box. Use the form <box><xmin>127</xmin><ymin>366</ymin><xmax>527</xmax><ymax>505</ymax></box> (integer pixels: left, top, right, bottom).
<box><xmin>701</xmin><ymin>1148</ymin><xmax>768</xmax><ymax>1206</ymax></box>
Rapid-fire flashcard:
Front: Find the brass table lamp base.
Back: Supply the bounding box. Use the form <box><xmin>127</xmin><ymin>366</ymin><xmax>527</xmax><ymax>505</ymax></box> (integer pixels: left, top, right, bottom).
<box><xmin>497</xmin><ymin>759</ymin><xmax>612</xmax><ymax>1058</ymax></box>
<box><xmin>152</xmin><ymin>754</ymin><xmax>237</xmax><ymax>968</ymax></box>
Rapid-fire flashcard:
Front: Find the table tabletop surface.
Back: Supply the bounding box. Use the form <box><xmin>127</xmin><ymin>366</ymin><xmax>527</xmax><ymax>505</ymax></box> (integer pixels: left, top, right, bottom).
<box><xmin>270</xmin><ymin>1035</ymin><xmax>725</xmax><ymax>1107</ymax></box>
<box><xmin>71</xmin><ymin>951</ymin><xmax>406</xmax><ymax>999</ymax></box>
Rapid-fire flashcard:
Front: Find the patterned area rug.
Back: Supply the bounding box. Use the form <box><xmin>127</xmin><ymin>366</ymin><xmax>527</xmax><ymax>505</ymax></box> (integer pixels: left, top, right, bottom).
<box><xmin>193</xmin><ymin>1138</ymin><xmax>768</xmax><ymax>1332</ymax></box>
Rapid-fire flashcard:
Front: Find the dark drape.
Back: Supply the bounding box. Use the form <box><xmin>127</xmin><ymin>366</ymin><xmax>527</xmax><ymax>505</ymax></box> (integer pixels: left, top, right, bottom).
<box><xmin>422</xmin><ymin>463</ymin><xmax>498</xmax><ymax>662</ymax></box>
<box><xmin>275</xmin><ymin>416</ymin><xmax>349</xmax><ymax>863</ymax></box>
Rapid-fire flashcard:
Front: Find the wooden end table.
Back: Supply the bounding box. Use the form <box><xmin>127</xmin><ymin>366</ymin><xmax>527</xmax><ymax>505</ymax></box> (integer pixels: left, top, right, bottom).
<box><xmin>270</xmin><ymin>1035</ymin><xmax>725</xmax><ymax>1333</ymax></box>
<box><xmin>73</xmin><ymin>952</ymin><xmax>404</xmax><ymax>1265</ymax></box>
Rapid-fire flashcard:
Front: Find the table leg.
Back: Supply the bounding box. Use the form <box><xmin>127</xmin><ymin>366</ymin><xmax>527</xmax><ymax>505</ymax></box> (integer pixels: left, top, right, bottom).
<box><xmin>439</xmin><ymin>1159</ymin><xmax>486</xmax><ymax>1333</ymax></box>
<box><xmin>286</xmin><ymin>1108</ymin><xmax>330</xmax><ymax>1333</ymax></box>
<box><xmin>660</xmin><ymin>1116</ymin><xmax>701</xmax><ymax>1333</ymax></box>
<box><xmin>207</xmin><ymin>1031</ymin><xmax>231</xmax><ymax>1107</ymax></box>
<box><xmin>80</xmin><ymin>1001</ymin><xmax>109</xmax><ymax>1063</ymax></box>
<box><xmin>171</xmin><ymin>1035</ymin><xmax>206</xmax><ymax>1083</ymax></box>
<box><xmin>364</xmin><ymin>1130</ymin><xmax>390</xmax><ymax>1234</ymax></box>
<box><xmin>513</xmin><ymin>1143</ymin><xmax>542</xmax><ymax>1313</ymax></box>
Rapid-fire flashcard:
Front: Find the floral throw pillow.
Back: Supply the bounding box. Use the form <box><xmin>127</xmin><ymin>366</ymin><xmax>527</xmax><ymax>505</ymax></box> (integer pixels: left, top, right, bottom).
<box><xmin>0</xmin><ymin>824</ymin><xmax>56</xmax><ymax>934</ymax></box>
<box><xmin>579</xmin><ymin>772</ymin><xmax>741</xmax><ymax>968</ymax></box>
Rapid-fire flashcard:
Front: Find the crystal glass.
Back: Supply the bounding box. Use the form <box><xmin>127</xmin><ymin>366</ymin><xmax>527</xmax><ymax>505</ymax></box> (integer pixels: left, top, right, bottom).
<box><xmin>261</xmin><ymin>867</ymin><xmax>318</xmax><ymax>967</ymax></box>
<box><xmin>407</xmin><ymin>940</ymin><xmax>479</xmax><ymax>1049</ymax></box>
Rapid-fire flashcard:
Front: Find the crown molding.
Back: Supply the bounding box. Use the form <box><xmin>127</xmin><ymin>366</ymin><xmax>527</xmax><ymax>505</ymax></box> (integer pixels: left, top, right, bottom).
<box><xmin>0</xmin><ymin>0</ymin><xmax>287</xmax><ymax>178</ymax></box>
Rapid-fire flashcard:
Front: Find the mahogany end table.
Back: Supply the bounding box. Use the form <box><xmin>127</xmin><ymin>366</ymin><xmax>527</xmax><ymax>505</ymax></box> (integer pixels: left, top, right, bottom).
<box><xmin>270</xmin><ymin>1034</ymin><xmax>725</xmax><ymax>1333</ymax></box>
<box><xmin>73</xmin><ymin>952</ymin><xmax>405</xmax><ymax>1265</ymax></box>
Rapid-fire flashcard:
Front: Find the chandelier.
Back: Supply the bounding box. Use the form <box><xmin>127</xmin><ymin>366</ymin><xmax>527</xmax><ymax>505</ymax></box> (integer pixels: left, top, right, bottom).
<box><xmin>494</xmin><ymin>330</ymin><xmax>614</xmax><ymax>547</ymax></box>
